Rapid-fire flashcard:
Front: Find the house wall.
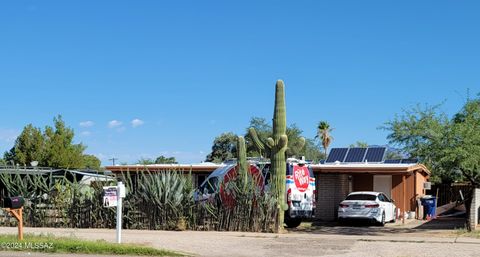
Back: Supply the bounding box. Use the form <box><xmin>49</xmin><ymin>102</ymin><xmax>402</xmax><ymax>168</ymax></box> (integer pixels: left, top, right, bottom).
<box><xmin>351</xmin><ymin>173</ymin><xmax>416</xmax><ymax>212</ymax></box>
<box><xmin>352</xmin><ymin>174</ymin><xmax>373</xmax><ymax>191</ymax></box>
<box><xmin>406</xmin><ymin>173</ymin><xmax>416</xmax><ymax>212</ymax></box>
<box><xmin>391</xmin><ymin>175</ymin><xmax>403</xmax><ymax>210</ymax></box>
<box><xmin>391</xmin><ymin>174</ymin><xmax>419</xmax><ymax>213</ymax></box>
<box><xmin>415</xmin><ymin>171</ymin><xmax>427</xmax><ymax>196</ymax></box>
<box><xmin>315</xmin><ymin>173</ymin><xmax>349</xmax><ymax>221</ymax></box>
<box><xmin>469</xmin><ymin>188</ymin><xmax>480</xmax><ymax>230</ymax></box>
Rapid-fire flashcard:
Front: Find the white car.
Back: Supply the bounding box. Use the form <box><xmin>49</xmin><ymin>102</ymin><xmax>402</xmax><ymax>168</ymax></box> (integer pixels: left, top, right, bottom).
<box><xmin>338</xmin><ymin>191</ymin><xmax>397</xmax><ymax>226</ymax></box>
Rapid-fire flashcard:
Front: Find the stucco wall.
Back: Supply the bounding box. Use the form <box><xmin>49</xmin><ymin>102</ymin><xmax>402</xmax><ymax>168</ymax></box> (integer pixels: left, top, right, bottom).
<box><xmin>469</xmin><ymin>188</ymin><xmax>480</xmax><ymax>230</ymax></box>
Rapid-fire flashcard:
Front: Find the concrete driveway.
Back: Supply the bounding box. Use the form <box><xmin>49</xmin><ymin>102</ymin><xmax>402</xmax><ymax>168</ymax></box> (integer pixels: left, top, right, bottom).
<box><xmin>291</xmin><ymin>215</ymin><xmax>467</xmax><ymax>237</ymax></box>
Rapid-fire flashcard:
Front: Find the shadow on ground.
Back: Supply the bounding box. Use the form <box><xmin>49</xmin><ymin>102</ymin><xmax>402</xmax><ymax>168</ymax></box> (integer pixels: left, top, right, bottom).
<box><xmin>288</xmin><ymin>214</ymin><xmax>467</xmax><ymax>236</ymax></box>
<box><xmin>414</xmin><ymin>213</ymin><xmax>466</xmax><ymax>230</ymax></box>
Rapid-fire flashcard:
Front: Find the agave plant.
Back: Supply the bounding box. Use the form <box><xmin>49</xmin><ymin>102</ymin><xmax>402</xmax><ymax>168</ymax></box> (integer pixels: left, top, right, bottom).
<box><xmin>135</xmin><ymin>171</ymin><xmax>189</xmax><ymax>229</ymax></box>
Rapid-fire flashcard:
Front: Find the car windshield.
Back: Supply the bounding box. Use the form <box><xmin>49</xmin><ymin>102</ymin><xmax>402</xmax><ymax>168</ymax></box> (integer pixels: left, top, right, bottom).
<box><xmin>200</xmin><ymin>177</ymin><xmax>219</xmax><ymax>194</ymax></box>
<box><xmin>345</xmin><ymin>194</ymin><xmax>377</xmax><ymax>201</ymax></box>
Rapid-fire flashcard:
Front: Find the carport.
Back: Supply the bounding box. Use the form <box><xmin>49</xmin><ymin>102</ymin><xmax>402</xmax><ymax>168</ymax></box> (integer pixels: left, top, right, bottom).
<box><xmin>311</xmin><ymin>163</ymin><xmax>431</xmax><ymax>223</ymax></box>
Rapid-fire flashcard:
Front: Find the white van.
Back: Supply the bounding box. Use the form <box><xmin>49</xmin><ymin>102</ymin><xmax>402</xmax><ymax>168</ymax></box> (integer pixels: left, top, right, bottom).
<box><xmin>284</xmin><ymin>161</ymin><xmax>316</xmax><ymax>227</ymax></box>
<box><xmin>195</xmin><ymin>159</ymin><xmax>316</xmax><ymax>228</ymax></box>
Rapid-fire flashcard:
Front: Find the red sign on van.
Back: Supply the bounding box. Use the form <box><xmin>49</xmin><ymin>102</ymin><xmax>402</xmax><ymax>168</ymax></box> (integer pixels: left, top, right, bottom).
<box><xmin>293</xmin><ymin>165</ymin><xmax>310</xmax><ymax>192</ymax></box>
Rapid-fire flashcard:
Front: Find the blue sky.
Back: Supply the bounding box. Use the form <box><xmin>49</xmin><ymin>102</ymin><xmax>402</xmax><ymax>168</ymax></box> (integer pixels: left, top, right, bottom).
<box><xmin>1</xmin><ymin>1</ymin><xmax>479</xmax><ymax>165</ymax></box>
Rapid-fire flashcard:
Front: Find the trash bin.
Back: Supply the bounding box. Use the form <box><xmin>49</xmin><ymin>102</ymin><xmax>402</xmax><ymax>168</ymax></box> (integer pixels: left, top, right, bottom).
<box><xmin>420</xmin><ymin>196</ymin><xmax>436</xmax><ymax>219</ymax></box>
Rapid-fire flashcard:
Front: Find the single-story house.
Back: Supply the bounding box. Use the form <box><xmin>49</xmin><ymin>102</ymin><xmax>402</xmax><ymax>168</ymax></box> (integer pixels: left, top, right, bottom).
<box><xmin>106</xmin><ymin>161</ymin><xmax>431</xmax><ymax>222</ymax></box>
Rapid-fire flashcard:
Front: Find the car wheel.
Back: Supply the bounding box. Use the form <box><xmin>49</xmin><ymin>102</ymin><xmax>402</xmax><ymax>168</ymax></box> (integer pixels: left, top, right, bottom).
<box><xmin>379</xmin><ymin>212</ymin><xmax>386</xmax><ymax>226</ymax></box>
<box><xmin>285</xmin><ymin>218</ymin><xmax>302</xmax><ymax>228</ymax></box>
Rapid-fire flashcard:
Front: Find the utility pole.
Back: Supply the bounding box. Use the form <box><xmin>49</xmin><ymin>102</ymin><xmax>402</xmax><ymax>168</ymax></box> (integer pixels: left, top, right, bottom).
<box><xmin>109</xmin><ymin>157</ymin><xmax>118</xmax><ymax>166</ymax></box>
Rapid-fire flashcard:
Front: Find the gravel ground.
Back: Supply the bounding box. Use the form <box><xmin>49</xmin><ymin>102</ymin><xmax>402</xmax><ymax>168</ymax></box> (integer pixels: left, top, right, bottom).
<box><xmin>0</xmin><ymin>224</ymin><xmax>479</xmax><ymax>257</ymax></box>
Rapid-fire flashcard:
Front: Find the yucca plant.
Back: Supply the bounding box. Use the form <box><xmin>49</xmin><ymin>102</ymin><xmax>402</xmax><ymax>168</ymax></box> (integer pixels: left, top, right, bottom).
<box><xmin>136</xmin><ymin>171</ymin><xmax>188</xmax><ymax>229</ymax></box>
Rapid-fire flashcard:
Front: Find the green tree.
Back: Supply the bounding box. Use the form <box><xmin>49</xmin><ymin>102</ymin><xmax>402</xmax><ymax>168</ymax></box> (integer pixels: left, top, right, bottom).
<box><xmin>205</xmin><ymin>132</ymin><xmax>238</xmax><ymax>163</ymax></box>
<box><xmin>245</xmin><ymin>117</ymin><xmax>272</xmax><ymax>157</ymax></box>
<box><xmin>137</xmin><ymin>158</ymin><xmax>155</xmax><ymax>165</ymax></box>
<box><xmin>244</xmin><ymin>117</ymin><xmax>320</xmax><ymax>160</ymax></box>
<box><xmin>298</xmin><ymin>139</ymin><xmax>325</xmax><ymax>162</ymax></box>
<box><xmin>385</xmin><ymin>148</ymin><xmax>405</xmax><ymax>160</ymax></box>
<box><xmin>442</xmin><ymin>99</ymin><xmax>480</xmax><ymax>187</ymax></box>
<box><xmin>315</xmin><ymin>121</ymin><xmax>333</xmax><ymax>158</ymax></box>
<box><xmin>383</xmin><ymin>104</ymin><xmax>451</xmax><ymax>183</ymax></box>
<box><xmin>384</xmin><ymin>97</ymin><xmax>480</xmax><ymax>186</ymax></box>
<box><xmin>385</xmin><ymin>97</ymin><xmax>480</xmax><ymax>231</ymax></box>
<box><xmin>155</xmin><ymin>155</ymin><xmax>178</xmax><ymax>164</ymax></box>
<box><xmin>286</xmin><ymin>124</ymin><xmax>307</xmax><ymax>158</ymax></box>
<box><xmin>4</xmin><ymin>124</ymin><xmax>44</xmax><ymax>166</ymax></box>
<box><xmin>82</xmin><ymin>154</ymin><xmax>102</xmax><ymax>170</ymax></box>
<box><xmin>349</xmin><ymin>141</ymin><xmax>369</xmax><ymax>148</ymax></box>
<box><xmin>43</xmin><ymin>116</ymin><xmax>86</xmax><ymax>169</ymax></box>
<box><xmin>207</xmin><ymin>118</ymin><xmax>323</xmax><ymax>164</ymax></box>
<box><xmin>4</xmin><ymin>115</ymin><xmax>99</xmax><ymax>170</ymax></box>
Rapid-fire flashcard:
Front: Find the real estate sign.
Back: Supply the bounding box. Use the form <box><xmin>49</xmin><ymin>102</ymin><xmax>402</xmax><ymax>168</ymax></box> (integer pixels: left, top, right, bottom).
<box><xmin>103</xmin><ymin>186</ymin><xmax>118</xmax><ymax>207</ymax></box>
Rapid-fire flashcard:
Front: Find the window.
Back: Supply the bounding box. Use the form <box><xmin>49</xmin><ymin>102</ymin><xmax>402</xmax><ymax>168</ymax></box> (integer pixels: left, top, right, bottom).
<box><xmin>204</xmin><ymin>177</ymin><xmax>219</xmax><ymax>194</ymax></box>
<box><xmin>197</xmin><ymin>175</ymin><xmax>207</xmax><ymax>187</ymax></box>
<box><xmin>377</xmin><ymin>194</ymin><xmax>385</xmax><ymax>202</ymax></box>
<box><xmin>262</xmin><ymin>164</ymin><xmax>271</xmax><ymax>186</ymax></box>
<box><xmin>345</xmin><ymin>194</ymin><xmax>377</xmax><ymax>201</ymax></box>
<box><xmin>381</xmin><ymin>194</ymin><xmax>391</xmax><ymax>202</ymax></box>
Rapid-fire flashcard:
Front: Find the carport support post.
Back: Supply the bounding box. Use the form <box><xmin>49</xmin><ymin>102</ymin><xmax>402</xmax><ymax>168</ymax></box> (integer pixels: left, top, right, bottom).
<box><xmin>402</xmin><ymin>175</ymin><xmax>406</xmax><ymax>224</ymax></box>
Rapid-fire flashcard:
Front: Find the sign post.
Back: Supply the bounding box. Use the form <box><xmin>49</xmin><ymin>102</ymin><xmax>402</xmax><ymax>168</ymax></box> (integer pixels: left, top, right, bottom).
<box><xmin>116</xmin><ymin>181</ymin><xmax>126</xmax><ymax>244</ymax></box>
<box><xmin>5</xmin><ymin>207</ymin><xmax>23</xmax><ymax>240</ymax></box>
<box><xmin>103</xmin><ymin>182</ymin><xmax>126</xmax><ymax>244</ymax></box>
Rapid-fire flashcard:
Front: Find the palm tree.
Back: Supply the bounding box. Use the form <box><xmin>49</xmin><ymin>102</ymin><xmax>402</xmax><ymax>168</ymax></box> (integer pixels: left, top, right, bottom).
<box><xmin>315</xmin><ymin>121</ymin><xmax>333</xmax><ymax>158</ymax></box>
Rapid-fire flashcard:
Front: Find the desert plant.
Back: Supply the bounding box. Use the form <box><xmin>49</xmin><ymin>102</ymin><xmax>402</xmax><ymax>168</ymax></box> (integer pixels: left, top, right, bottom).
<box><xmin>237</xmin><ymin>136</ymin><xmax>248</xmax><ymax>190</ymax></box>
<box><xmin>0</xmin><ymin>165</ymin><xmax>277</xmax><ymax>232</ymax></box>
<box><xmin>248</xmin><ymin>80</ymin><xmax>304</xmax><ymax>232</ymax></box>
<box><xmin>135</xmin><ymin>171</ymin><xmax>189</xmax><ymax>229</ymax></box>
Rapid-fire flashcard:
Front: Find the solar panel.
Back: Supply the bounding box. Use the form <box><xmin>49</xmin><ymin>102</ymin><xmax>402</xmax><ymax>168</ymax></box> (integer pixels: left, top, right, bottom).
<box><xmin>401</xmin><ymin>159</ymin><xmax>418</xmax><ymax>164</ymax></box>
<box><xmin>326</xmin><ymin>148</ymin><xmax>348</xmax><ymax>163</ymax></box>
<box><xmin>344</xmin><ymin>148</ymin><xmax>367</xmax><ymax>162</ymax></box>
<box><xmin>364</xmin><ymin>147</ymin><xmax>386</xmax><ymax>162</ymax></box>
<box><xmin>384</xmin><ymin>159</ymin><xmax>402</xmax><ymax>164</ymax></box>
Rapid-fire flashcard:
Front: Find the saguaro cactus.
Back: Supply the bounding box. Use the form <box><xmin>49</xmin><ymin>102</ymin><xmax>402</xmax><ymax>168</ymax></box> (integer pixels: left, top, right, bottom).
<box><xmin>249</xmin><ymin>80</ymin><xmax>304</xmax><ymax>232</ymax></box>
<box><xmin>237</xmin><ymin>136</ymin><xmax>248</xmax><ymax>190</ymax></box>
